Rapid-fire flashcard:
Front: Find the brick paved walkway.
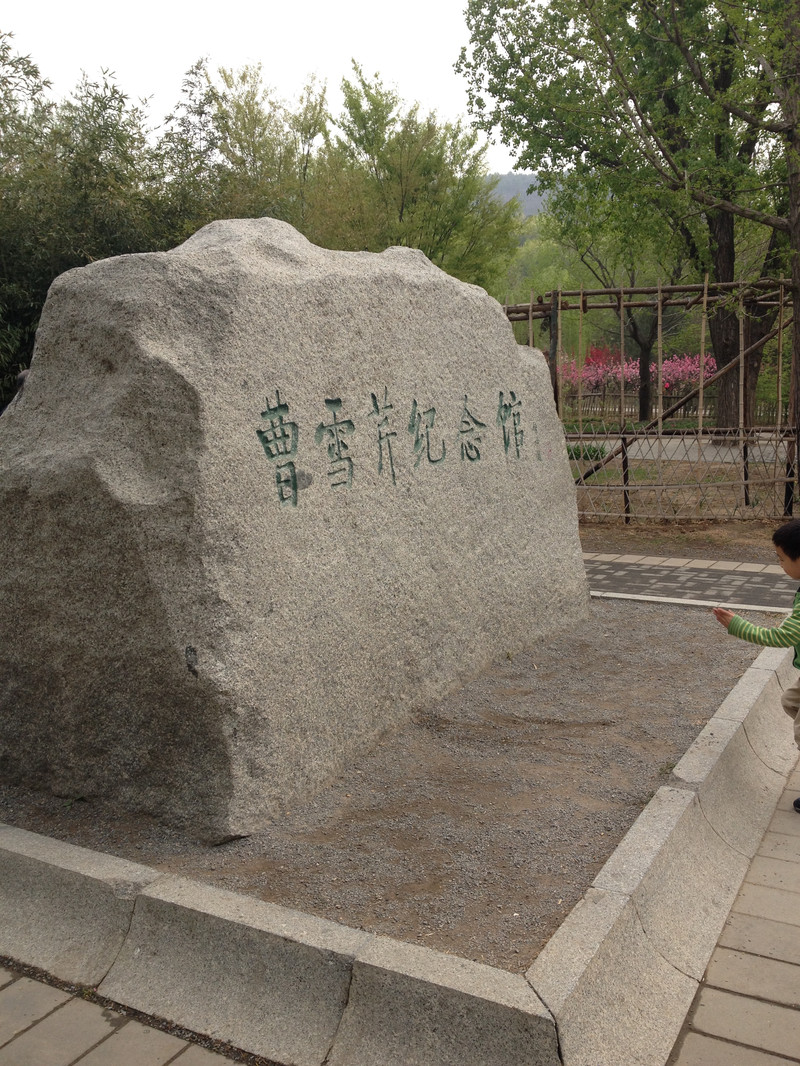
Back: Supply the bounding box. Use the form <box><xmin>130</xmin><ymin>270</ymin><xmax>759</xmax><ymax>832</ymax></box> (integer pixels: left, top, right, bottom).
<box><xmin>668</xmin><ymin>761</ymin><xmax>800</xmax><ymax>1065</ymax></box>
<box><xmin>0</xmin><ymin>965</ymin><xmax>233</xmax><ymax>1064</ymax></box>
<box><xmin>584</xmin><ymin>552</ymin><xmax>792</xmax><ymax>611</ymax></box>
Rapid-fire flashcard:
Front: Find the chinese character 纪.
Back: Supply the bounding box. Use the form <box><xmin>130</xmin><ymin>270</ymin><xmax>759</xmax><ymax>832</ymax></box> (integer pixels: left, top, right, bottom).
<box><xmin>369</xmin><ymin>387</ymin><xmax>397</xmax><ymax>483</ymax></box>
<box><xmin>256</xmin><ymin>388</ymin><xmax>299</xmax><ymax>507</ymax></box>
<box><xmin>315</xmin><ymin>397</ymin><xmax>355</xmax><ymax>488</ymax></box>
<box><xmin>497</xmin><ymin>390</ymin><xmax>524</xmax><ymax>458</ymax></box>
<box><xmin>458</xmin><ymin>395</ymin><xmax>487</xmax><ymax>461</ymax></box>
<box><xmin>408</xmin><ymin>400</ymin><xmax>446</xmax><ymax>467</ymax></box>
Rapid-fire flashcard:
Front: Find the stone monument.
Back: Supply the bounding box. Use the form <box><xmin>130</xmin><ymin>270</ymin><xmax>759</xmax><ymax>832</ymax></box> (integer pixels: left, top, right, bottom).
<box><xmin>0</xmin><ymin>219</ymin><xmax>588</xmax><ymax>839</ymax></box>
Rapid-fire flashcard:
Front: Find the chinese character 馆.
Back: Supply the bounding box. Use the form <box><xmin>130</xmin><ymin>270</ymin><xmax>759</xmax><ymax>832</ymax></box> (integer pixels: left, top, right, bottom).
<box><xmin>497</xmin><ymin>390</ymin><xmax>524</xmax><ymax>458</ymax></box>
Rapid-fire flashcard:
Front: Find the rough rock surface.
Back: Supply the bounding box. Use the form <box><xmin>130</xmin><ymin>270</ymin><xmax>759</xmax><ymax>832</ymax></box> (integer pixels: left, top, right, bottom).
<box><xmin>0</xmin><ymin>219</ymin><xmax>587</xmax><ymax>839</ymax></box>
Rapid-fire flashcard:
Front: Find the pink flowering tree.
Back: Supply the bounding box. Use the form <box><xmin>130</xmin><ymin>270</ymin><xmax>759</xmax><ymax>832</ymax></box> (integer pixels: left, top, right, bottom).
<box><xmin>559</xmin><ymin>349</ymin><xmax>716</xmax><ymax>398</ymax></box>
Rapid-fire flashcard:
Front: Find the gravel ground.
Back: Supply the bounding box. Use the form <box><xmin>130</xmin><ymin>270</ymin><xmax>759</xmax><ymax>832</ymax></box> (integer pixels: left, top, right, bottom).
<box><xmin>0</xmin><ymin>595</ymin><xmax>770</xmax><ymax>974</ymax></box>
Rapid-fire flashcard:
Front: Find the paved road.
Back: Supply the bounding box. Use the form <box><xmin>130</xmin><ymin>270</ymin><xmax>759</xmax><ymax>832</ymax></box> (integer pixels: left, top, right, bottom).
<box><xmin>585</xmin><ymin>551</ymin><xmax>794</xmax><ymax>612</ymax></box>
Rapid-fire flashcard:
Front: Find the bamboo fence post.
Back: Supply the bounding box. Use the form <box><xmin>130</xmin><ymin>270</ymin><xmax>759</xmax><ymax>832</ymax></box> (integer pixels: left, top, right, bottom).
<box><xmin>528</xmin><ymin>289</ymin><xmax>534</xmax><ymax>349</ymax></box>
<box><xmin>778</xmin><ymin>284</ymin><xmax>785</xmax><ymax>430</ymax></box>
<box><xmin>739</xmin><ymin>284</ymin><xmax>748</xmax><ymax>509</ymax></box>
<box><xmin>776</xmin><ymin>283</ymin><xmax>785</xmax><ymax>506</ymax></box>
<box><xmin>619</xmin><ymin>286</ymin><xmax>625</xmax><ymax>430</ymax></box>
<box><xmin>578</xmin><ymin>288</ymin><xmax>584</xmax><ymax>434</ymax></box>
<box><xmin>698</xmin><ymin>274</ymin><xmax>708</xmax><ymax>461</ymax></box>
<box><xmin>556</xmin><ymin>289</ymin><xmax>564</xmax><ymax>422</ymax></box>
<box><xmin>548</xmin><ymin>291</ymin><xmax>559</xmax><ymax>405</ymax></box>
<box><xmin>657</xmin><ymin>281</ymin><xmax>664</xmax><ymax>515</ymax></box>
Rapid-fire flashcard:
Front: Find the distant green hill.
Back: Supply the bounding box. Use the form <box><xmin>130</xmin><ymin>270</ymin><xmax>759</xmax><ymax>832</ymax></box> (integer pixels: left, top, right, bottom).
<box><xmin>490</xmin><ymin>172</ymin><xmax>543</xmax><ymax>216</ymax></box>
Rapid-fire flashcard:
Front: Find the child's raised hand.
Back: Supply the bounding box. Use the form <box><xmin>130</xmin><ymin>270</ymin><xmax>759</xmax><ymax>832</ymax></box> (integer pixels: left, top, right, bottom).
<box><xmin>712</xmin><ymin>606</ymin><xmax>735</xmax><ymax>629</ymax></box>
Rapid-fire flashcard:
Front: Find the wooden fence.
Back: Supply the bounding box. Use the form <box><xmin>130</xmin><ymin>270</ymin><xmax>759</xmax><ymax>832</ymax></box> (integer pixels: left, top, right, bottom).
<box><xmin>505</xmin><ymin>279</ymin><xmax>797</xmax><ymax>522</ymax></box>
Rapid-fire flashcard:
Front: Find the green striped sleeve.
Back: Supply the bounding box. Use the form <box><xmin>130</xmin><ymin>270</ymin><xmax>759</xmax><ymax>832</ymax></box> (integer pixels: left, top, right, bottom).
<box><xmin>728</xmin><ymin>594</ymin><xmax>800</xmax><ymax>651</ymax></box>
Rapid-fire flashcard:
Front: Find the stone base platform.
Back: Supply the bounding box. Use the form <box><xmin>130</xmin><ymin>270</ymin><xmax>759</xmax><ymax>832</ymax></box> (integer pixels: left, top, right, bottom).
<box><xmin>0</xmin><ymin>645</ymin><xmax>796</xmax><ymax>1066</ymax></box>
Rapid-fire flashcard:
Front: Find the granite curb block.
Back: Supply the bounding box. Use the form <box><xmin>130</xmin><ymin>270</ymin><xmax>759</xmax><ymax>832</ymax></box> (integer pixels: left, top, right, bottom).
<box><xmin>0</xmin><ymin>823</ymin><xmax>161</xmax><ymax>985</ymax></box>
<box><xmin>97</xmin><ymin>876</ymin><xmax>374</xmax><ymax>1066</ymax></box>
<box><xmin>0</xmin><ymin>834</ymin><xmax>560</xmax><ymax>1066</ymax></box>
<box><xmin>526</xmin><ymin>646</ymin><xmax>798</xmax><ymax>1066</ymax></box>
<box><xmin>0</xmin><ymin>648</ymin><xmax>796</xmax><ymax>1066</ymax></box>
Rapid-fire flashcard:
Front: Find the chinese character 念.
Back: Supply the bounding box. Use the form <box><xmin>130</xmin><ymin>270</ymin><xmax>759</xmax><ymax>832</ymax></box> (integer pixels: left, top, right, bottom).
<box><xmin>369</xmin><ymin>387</ymin><xmax>397</xmax><ymax>483</ymax></box>
<box><xmin>315</xmin><ymin>397</ymin><xmax>355</xmax><ymax>488</ymax></box>
<box><xmin>408</xmin><ymin>400</ymin><xmax>446</xmax><ymax>467</ymax></box>
<box><xmin>256</xmin><ymin>388</ymin><xmax>299</xmax><ymax>507</ymax></box>
<box><xmin>497</xmin><ymin>390</ymin><xmax>524</xmax><ymax>458</ymax></box>
<box><xmin>458</xmin><ymin>395</ymin><xmax>487</xmax><ymax>461</ymax></box>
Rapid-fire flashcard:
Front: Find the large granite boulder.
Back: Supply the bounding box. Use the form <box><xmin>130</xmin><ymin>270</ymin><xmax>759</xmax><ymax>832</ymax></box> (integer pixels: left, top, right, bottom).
<box><xmin>0</xmin><ymin>219</ymin><xmax>587</xmax><ymax>839</ymax></box>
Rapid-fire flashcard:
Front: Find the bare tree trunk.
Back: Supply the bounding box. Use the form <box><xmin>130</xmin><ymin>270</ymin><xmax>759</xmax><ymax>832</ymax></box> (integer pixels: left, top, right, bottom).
<box><xmin>706</xmin><ymin>210</ymin><xmax>743</xmax><ymax>427</ymax></box>
<box><xmin>783</xmin><ymin>3</ymin><xmax>800</xmax><ymax>436</ymax></box>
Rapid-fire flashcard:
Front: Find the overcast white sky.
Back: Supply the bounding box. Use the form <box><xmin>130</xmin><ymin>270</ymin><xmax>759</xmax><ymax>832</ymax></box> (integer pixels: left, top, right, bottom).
<box><xmin>3</xmin><ymin>0</ymin><xmax>519</xmax><ymax>174</ymax></box>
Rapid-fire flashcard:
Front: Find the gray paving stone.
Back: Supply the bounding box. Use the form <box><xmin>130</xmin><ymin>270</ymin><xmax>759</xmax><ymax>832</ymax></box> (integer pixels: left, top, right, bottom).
<box><xmin>0</xmin><ymin>977</ymin><xmax>69</xmax><ymax>1046</ymax></box>
<box><xmin>767</xmin><ymin>806</ymin><xmax>800</xmax><ymax>838</ymax></box>
<box><xmin>173</xmin><ymin>1045</ymin><xmax>233</xmax><ymax>1064</ymax></box>
<box><xmin>745</xmin><ymin>854</ymin><xmax>800</xmax><ymax>892</ymax></box>
<box><xmin>758</xmin><ymin>830</ymin><xmax>800</xmax><ymax>864</ymax></box>
<box><xmin>0</xmin><ymin>997</ymin><xmax>119</xmax><ymax>1066</ymax></box>
<box><xmin>672</xmin><ymin>1030</ymin><xmax>797</xmax><ymax>1065</ymax></box>
<box><xmin>705</xmin><ymin>946</ymin><xmax>800</xmax><ymax>1009</ymax></box>
<box><xmin>718</xmin><ymin>912</ymin><xmax>800</xmax><ymax>966</ymax></box>
<box><xmin>0</xmin><ymin>970</ymin><xmax>13</xmax><ymax>993</ymax></box>
<box><xmin>691</xmin><ymin>986</ymin><xmax>800</xmax><ymax>1060</ymax></box>
<box><xmin>75</xmin><ymin>1017</ymin><xmax>187</xmax><ymax>1066</ymax></box>
<box><xmin>734</xmin><ymin>882</ymin><xmax>800</xmax><ymax>926</ymax></box>
<box><xmin>775</xmin><ymin>789</ymin><xmax>800</xmax><ymax>814</ymax></box>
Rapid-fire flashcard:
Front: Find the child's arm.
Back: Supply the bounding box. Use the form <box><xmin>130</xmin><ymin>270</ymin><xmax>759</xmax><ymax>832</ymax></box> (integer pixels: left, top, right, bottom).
<box><xmin>713</xmin><ymin>599</ymin><xmax>800</xmax><ymax>649</ymax></box>
<box><xmin>712</xmin><ymin>607</ymin><xmax>735</xmax><ymax>628</ymax></box>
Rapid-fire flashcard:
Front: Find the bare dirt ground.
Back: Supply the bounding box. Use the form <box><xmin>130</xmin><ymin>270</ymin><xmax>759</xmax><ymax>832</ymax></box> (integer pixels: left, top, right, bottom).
<box><xmin>0</xmin><ymin>519</ymin><xmax>785</xmax><ymax>975</ymax></box>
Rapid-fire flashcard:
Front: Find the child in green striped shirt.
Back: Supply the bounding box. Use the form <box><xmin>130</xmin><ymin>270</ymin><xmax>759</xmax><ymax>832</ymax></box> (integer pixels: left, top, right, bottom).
<box><xmin>713</xmin><ymin>518</ymin><xmax>800</xmax><ymax>812</ymax></box>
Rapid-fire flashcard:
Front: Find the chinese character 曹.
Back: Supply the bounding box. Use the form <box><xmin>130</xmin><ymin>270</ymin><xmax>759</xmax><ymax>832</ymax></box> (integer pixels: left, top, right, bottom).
<box><xmin>315</xmin><ymin>397</ymin><xmax>355</xmax><ymax>488</ymax></box>
<box><xmin>257</xmin><ymin>389</ymin><xmax>299</xmax><ymax>506</ymax></box>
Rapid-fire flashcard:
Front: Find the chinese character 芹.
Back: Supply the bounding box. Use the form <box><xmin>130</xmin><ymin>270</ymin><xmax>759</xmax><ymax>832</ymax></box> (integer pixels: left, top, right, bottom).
<box><xmin>497</xmin><ymin>390</ymin><xmax>524</xmax><ymax>458</ymax></box>
<box><xmin>315</xmin><ymin>397</ymin><xmax>355</xmax><ymax>488</ymax></box>
<box><xmin>256</xmin><ymin>389</ymin><xmax>299</xmax><ymax>507</ymax></box>
<box><xmin>458</xmin><ymin>395</ymin><xmax>487</xmax><ymax>461</ymax></box>
<box><xmin>408</xmin><ymin>400</ymin><xmax>446</xmax><ymax>467</ymax></box>
<box><xmin>369</xmin><ymin>387</ymin><xmax>397</xmax><ymax>483</ymax></box>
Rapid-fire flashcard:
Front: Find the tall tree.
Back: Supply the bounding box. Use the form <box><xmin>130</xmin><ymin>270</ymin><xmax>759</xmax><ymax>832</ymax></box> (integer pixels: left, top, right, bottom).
<box><xmin>458</xmin><ymin>0</ymin><xmax>799</xmax><ymax>425</ymax></box>
<box><xmin>0</xmin><ymin>32</ymin><xmax>48</xmax><ymax>400</ymax></box>
<box><xmin>305</xmin><ymin>65</ymin><xmax>521</xmax><ymax>292</ymax></box>
<box><xmin>0</xmin><ymin>39</ymin><xmax>158</xmax><ymax>407</ymax></box>
<box><xmin>542</xmin><ymin>170</ymin><xmax>697</xmax><ymax>419</ymax></box>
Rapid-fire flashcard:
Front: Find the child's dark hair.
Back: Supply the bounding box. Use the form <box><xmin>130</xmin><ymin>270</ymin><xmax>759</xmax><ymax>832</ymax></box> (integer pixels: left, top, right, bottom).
<box><xmin>773</xmin><ymin>519</ymin><xmax>800</xmax><ymax>560</ymax></box>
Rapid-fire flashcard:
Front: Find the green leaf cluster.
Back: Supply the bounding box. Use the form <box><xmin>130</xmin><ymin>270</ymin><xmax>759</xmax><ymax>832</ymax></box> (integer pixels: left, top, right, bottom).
<box><xmin>458</xmin><ymin>0</ymin><xmax>800</xmax><ymax>425</ymax></box>
<box><xmin>0</xmin><ymin>39</ymin><xmax>522</xmax><ymax>409</ymax></box>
